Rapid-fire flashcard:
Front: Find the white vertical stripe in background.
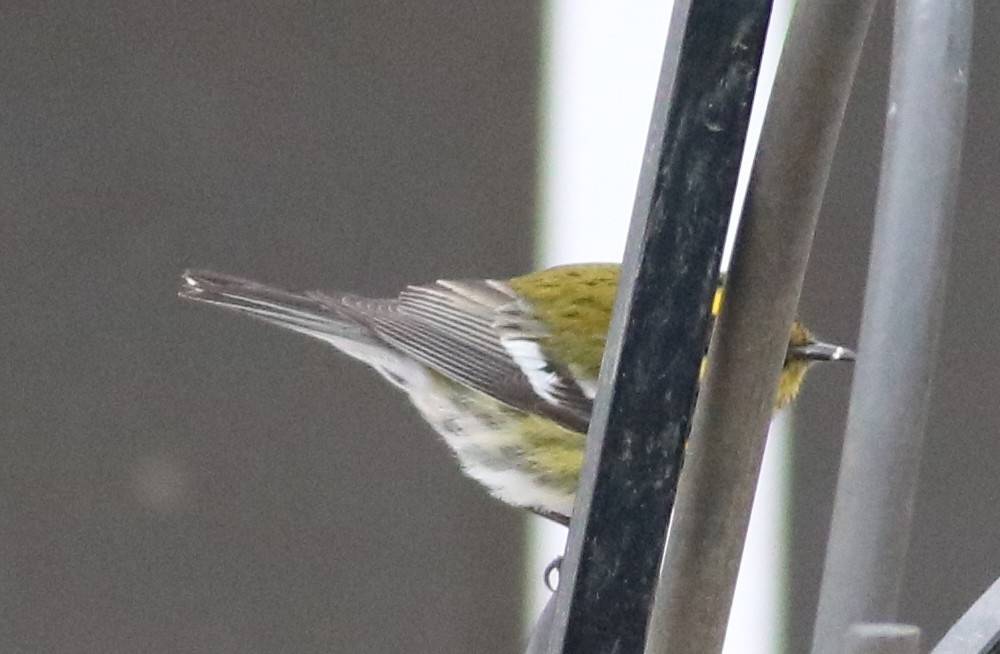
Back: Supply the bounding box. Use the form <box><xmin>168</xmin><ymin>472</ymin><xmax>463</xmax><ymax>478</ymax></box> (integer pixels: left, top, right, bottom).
<box><xmin>530</xmin><ymin>2</ymin><xmax>795</xmax><ymax>651</ymax></box>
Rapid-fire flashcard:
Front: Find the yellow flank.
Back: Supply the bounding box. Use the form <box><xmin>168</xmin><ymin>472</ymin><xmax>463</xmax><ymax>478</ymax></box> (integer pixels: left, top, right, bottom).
<box><xmin>508</xmin><ymin>264</ymin><xmax>619</xmax><ymax>379</ymax></box>
<box><xmin>518</xmin><ymin>415</ymin><xmax>586</xmax><ymax>492</ymax></box>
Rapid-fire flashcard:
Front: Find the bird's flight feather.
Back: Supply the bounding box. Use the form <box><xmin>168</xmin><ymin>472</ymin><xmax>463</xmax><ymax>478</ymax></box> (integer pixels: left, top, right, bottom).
<box><xmin>181</xmin><ymin>270</ymin><xmax>592</xmax><ymax>432</ymax></box>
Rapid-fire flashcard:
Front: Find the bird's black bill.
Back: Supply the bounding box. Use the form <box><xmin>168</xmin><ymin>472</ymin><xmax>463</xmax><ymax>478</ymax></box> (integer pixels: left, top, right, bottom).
<box><xmin>790</xmin><ymin>340</ymin><xmax>856</xmax><ymax>362</ymax></box>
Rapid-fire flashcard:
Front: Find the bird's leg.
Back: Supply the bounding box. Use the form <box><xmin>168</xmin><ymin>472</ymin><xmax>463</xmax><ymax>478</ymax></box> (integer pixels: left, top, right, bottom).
<box><xmin>524</xmin><ymin>507</ymin><xmax>570</xmax><ymax>592</ymax></box>
<box><xmin>544</xmin><ymin>556</ymin><xmax>563</xmax><ymax>592</ymax></box>
<box><xmin>528</xmin><ymin>507</ymin><xmax>570</xmax><ymax>526</ymax></box>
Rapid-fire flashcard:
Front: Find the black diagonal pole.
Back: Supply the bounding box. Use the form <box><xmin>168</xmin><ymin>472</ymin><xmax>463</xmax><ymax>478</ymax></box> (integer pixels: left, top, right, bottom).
<box><xmin>536</xmin><ymin>2</ymin><xmax>772</xmax><ymax>653</ymax></box>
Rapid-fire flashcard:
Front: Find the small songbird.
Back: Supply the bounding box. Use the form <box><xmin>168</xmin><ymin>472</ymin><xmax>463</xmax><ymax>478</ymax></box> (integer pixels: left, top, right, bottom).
<box><xmin>179</xmin><ymin>264</ymin><xmax>853</xmax><ymax>524</ymax></box>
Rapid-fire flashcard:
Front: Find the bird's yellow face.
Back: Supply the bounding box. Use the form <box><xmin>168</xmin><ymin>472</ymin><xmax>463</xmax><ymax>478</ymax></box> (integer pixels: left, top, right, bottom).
<box><xmin>778</xmin><ymin>322</ymin><xmax>818</xmax><ymax>409</ymax></box>
<box><xmin>777</xmin><ymin>320</ymin><xmax>855</xmax><ymax>408</ymax></box>
<box><xmin>705</xmin><ymin>293</ymin><xmax>830</xmax><ymax>410</ymax></box>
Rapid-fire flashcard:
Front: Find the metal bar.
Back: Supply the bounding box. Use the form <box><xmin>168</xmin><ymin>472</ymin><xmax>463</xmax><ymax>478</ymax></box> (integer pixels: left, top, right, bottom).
<box><xmin>932</xmin><ymin>575</ymin><xmax>1000</xmax><ymax>654</ymax></box>
<box><xmin>644</xmin><ymin>0</ymin><xmax>879</xmax><ymax>651</ymax></box>
<box><xmin>842</xmin><ymin>624</ymin><xmax>921</xmax><ymax>654</ymax></box>
<box><xmin>810</xmin><ymin>1</ymin><xmax>973</xmax><ymax>652</ymax></box>
<box><xmin>539</xmin><ymin>2</ymin><xmax>772</xmax><ymax>653</ymax></box>
<box><xmin>525</xmin><ymin>591</ymin><xmax>557</xmax><ymax>654</ymax></box>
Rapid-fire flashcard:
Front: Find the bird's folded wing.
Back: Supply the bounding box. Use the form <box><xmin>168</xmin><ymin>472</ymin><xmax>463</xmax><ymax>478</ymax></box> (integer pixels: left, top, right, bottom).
<box><xmin>322</xmin><ymin>279</ymin><xmax>593</xmax><ymax>433</ymax></box>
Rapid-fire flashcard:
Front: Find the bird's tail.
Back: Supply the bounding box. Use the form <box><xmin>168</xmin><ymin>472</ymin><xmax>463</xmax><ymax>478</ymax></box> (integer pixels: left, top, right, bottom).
<box><xmin>179</xmin><ymin>269</ymin><xmax>376</xmax><ymax>346</ymax></box>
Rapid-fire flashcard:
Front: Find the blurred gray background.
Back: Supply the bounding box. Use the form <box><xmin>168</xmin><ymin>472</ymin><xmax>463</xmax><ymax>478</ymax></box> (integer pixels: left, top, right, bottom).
<box><xmin>2</xmin><ymin>2</ymin><xmax>535</xmax><ymax>653</ymax></box>
<box><xmin>1</xmin><ymin>2</ymin><xmax>999</xmax><ymax>653</ymax></box>
<box><xmin>798</xmin><ymin>1</ymin><xmax>1000</xmax><ymax>650</ymax></box>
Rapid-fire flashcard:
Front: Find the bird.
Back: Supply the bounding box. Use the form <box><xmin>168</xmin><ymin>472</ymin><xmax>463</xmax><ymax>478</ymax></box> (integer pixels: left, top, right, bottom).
<box><xmin>179</xmin><ymin>264</ymin><xmax>853</xmax><ymax>525</ymax></box>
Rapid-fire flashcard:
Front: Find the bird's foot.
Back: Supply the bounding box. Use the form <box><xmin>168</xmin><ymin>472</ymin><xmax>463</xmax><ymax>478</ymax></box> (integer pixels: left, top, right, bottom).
<box><xmin>544</xmin><ymin>556</ymin><xmax>563</xmax><ymax>592</ymax></box>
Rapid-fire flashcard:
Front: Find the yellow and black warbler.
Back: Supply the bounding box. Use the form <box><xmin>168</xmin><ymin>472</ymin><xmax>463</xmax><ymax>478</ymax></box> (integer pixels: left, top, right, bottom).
<box><xmin>180</xmin><ymin>264</ymin><xmax>852</xmax><ymax>524</ymax></box>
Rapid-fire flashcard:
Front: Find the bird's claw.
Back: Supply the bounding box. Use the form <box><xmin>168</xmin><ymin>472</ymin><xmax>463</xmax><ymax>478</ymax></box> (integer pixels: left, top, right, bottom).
<box><xmin>544</xmin><ymin>556</ymin><xmax>563</xmax><ymax>592</ymax></box>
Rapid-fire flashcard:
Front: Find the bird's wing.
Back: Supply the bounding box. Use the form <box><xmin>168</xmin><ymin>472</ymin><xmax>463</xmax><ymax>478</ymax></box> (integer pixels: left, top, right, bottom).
<box><xmin>322</xmin><ymin>279</ymin><xmax>592</xmax><ymax>433</ymax></box>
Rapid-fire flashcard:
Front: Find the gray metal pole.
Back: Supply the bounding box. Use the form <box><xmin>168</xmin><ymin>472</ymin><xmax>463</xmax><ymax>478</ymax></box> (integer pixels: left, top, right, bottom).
<box><xmin>643</xmin><ymin>0</ymin><xmax>878</xmax><ymax>651</ymax></box>
<box><xmin>932</xmin><ymin>575</ymin><xmax>1000</xmax><ymax>654</ymax></box>
<box><xmin>842</xmin><ymin>624</ymin><xmax>921</xmax><ymax>654</ymax></box>
<box><xmin>811</xmin><ymin>1</ymin><xmax>973</xmax><ymax>653</ymax></box>
<box><xmin>525</xmin><ymin>593</ymin><xmax>557</xmax><ymax>654</ymax></box>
